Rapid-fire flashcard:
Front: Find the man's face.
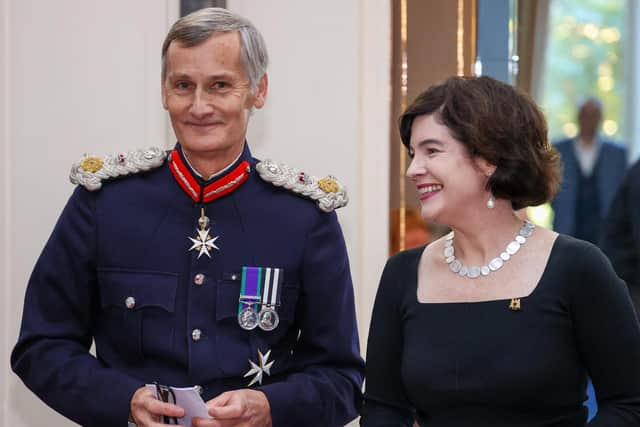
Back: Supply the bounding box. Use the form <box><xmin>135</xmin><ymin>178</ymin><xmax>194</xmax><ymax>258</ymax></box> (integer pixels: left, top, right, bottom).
<box><xmin>162</xmin><ymin>32</ymin><xmax>267</xmax><ymax>163</ymax></box>
<box><xmin>578</xmin><ymin>101</ymin><xmax>602</xmax><ymax>140</ymax></box>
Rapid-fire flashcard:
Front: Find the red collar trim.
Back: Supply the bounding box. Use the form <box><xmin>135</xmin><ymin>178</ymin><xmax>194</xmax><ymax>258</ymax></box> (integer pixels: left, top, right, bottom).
<box><xmin>169</xmin><ymin>150</ymin><xmax>250</xmax><ymax>203</ymax></box>
<box><xmin>202</xmin><ymin>161</ymin><xmax>250</xmax><ymax>203</ymax></box>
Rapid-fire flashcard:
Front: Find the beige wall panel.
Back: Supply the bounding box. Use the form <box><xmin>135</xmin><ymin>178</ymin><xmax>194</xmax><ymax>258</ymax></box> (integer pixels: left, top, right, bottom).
<box><xmin>4</xmin><ymin>1</ymin><xmax>176</xmax><ymax>426</ymax></box>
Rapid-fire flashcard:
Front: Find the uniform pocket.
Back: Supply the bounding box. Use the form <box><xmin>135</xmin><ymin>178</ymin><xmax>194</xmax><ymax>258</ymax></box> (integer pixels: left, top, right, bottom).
<box><xmin>97</xmin><ymin>269</ymin><xmax>178</xmax><ymax>362</ymax></box>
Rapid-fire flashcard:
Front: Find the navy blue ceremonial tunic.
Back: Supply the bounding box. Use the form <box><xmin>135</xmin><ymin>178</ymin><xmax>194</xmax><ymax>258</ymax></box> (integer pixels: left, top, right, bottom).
<box><xmin>11</xmin><ymin>143</ymin><xmax>364</xmax><ymax>427</ymax></box>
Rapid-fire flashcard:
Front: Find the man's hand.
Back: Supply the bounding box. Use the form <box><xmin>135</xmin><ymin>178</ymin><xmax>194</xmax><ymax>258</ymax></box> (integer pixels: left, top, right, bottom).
<box><xmin>192</xmin><ymin>389</ymin><xmax>272</xmax><ymax>427</ymax></box>
<box><xmin>130</xmin><ymin>385</ymin><xmax>185</xmax><ymax>426</ymax></box>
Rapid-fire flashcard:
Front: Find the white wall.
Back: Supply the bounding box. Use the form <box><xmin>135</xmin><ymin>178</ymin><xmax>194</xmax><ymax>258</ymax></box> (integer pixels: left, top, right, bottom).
<box><xmin>226</xmin><ymin>0</ymin><xmax>390</xmax><ymax>353</ymax></box>
<box><xmin>1</xmin><ymin>0</ymin><xmax>10</xmax><ymax>423</ymax></box>
<box><xmin>1</xmin><ymin>1</ymin><xmax>390</xmax><ymax>425</ymax></box>
<box><xmin>2</xmin><ymin>1</ymin><xmax>179</xmax><ymax>426</ymax></box>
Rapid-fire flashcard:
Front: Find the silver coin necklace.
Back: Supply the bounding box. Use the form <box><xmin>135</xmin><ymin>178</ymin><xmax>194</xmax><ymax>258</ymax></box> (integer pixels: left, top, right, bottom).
<box><xmin>444</xmin><ymin>220</ymin><xmax>536</xmax><ymax>278</ymax></box>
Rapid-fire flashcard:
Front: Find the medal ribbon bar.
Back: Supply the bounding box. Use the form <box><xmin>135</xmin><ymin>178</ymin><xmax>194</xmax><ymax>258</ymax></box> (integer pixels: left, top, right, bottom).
<box><xmin>261</xmin><ymin>267</ymin><xmax>283</xmax><ymax>307</ymax></box>
<box><xmin>239</xmin><ymin>267</ymin><xmax>263</xmax><ymax>314</ymax></box>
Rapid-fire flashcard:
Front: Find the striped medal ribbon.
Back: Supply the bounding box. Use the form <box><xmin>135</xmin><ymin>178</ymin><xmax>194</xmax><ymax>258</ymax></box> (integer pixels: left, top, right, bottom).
<box><xmin>238</xmin><ymin>266</ymin><xmax>284</xmax><ymax>331</ymax></box>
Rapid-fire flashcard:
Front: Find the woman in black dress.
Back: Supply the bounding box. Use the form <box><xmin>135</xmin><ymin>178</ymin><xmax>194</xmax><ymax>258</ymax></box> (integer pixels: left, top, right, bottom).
<box><xmin>361</xmin><ymin>76</ymin><xmax>640</xmax><ymax>426</ymax></box>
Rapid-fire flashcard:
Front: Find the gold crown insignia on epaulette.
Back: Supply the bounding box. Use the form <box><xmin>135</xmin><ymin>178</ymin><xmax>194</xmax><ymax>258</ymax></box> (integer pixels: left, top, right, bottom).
<box><xmin>69</xmin><ymin>147</ymin><xmax>167</xmax><ymax>191</ymax></box>
<box><xmin>255</xmin><ymin>159</ymin><xmax>348</xmax><ymax>212</ymax></box>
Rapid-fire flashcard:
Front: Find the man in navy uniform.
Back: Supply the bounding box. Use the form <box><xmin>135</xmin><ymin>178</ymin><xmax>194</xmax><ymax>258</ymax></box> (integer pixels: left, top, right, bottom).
<box><xmin>11</xmin><ymin>8</ymin><xmax>363</xmax><ymax>427</ymax></box>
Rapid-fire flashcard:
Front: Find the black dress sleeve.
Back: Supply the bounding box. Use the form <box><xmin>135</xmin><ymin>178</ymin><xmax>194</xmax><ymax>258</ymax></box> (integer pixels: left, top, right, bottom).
<box><xmin>361</xmin><ymin>253</ymin><xmax>415</xmax><ymax>427</ymax></box>
<box><xmin>569</xmin><ymin>242</ymin><xmax>640</xmax><ymax>426</ymax></box>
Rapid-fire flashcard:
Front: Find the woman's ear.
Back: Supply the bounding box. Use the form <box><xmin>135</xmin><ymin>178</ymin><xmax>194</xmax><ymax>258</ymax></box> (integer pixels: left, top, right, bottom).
<box><xmin>475</xmin><ymin>156</ymin><xmax>497</xmax><ymax>177</ymax></box>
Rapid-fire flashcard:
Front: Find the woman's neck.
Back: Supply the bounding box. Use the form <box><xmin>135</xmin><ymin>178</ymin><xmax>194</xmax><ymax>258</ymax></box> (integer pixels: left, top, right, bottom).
<box><xmin>447</xmin><ymin>202</ymin><xmax>524</xmax><ymax>266</ymax></box>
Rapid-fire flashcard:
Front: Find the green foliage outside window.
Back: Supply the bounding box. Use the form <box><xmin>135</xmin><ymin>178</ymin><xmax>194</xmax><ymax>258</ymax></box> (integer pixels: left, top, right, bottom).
<box><xmin>527</xmin><ymin>0</ymin><xmax>625</xmax><ymax>230</ymax></box>
<box><xmin>540</xmin><ymin>0</ymin><xmax>626</xmax><ymax>144</ymax></box>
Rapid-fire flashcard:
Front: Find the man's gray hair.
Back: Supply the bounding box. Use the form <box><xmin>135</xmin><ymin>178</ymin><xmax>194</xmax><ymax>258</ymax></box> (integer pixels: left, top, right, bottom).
<box><xmin>161</xmin><ymin>8</ymin><xmax>269</xmax><ymax>89</ymax></box>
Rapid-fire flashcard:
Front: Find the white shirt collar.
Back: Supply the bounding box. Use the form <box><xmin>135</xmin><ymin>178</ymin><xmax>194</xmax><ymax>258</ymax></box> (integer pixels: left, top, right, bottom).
<box><xmin>573</xmin><ymin>137</ymin><xmax>601</xmax><ymax>176</ymax></box>
<box><xmin>182</xmin><ymin>149</ymin><xmax>244</xmax><ymax>181</ymax></box>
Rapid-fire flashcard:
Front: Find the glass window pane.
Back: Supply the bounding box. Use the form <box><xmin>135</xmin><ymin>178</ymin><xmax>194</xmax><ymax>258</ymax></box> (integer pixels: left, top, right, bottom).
<box><xmin>540</xmin><ymin>0</ymin><xmax>627</xmax><ymax>144</ymax></box>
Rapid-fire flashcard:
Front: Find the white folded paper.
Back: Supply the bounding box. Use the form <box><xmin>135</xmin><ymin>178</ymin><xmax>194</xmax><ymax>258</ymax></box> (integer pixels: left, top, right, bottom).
<box><xmin>146</xmin><ymin>384</ymin><xmax>211</xmax><ymax>426</ymax></box>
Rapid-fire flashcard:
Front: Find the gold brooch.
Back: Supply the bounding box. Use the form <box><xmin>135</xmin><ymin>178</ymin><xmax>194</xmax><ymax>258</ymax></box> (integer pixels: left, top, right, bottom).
<box><xmin>509</xmin><ymin>298</ymin><xmax>521</xmax><ymax>311</ymax></box>
<box><xmin>80</xmin><ymin>156</ymin><xmax>104</xmax><ymax>173</ymax></box>
<box><xmin>318</xmin><ymin>176</ymin><xmax>339</xmax><ymax>193</ymax></box>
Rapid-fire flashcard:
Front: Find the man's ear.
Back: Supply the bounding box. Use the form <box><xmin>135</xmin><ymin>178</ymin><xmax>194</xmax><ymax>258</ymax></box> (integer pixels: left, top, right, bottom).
<box><xmin>252</xmin><ymin>73</ymin><xmax>268</xmax><ymax>109</ymax></box>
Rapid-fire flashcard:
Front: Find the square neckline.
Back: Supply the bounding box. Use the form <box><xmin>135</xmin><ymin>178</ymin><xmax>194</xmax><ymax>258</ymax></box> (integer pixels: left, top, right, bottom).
<box><xmin>412</xmin><ymin>233</ymin><xmax>562</xmax><ymax>305</ymax></box>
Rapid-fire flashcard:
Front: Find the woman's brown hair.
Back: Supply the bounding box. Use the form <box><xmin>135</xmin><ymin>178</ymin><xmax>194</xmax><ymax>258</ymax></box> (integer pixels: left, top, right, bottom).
<box><xmin>399</xmin><ymin>76</ymin><xmax>561</xmax><ymax>210</ymax></box>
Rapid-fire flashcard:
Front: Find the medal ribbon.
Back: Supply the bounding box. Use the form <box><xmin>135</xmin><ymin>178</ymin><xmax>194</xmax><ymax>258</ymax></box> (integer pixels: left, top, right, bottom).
<box><xmin>239</xmin><ymin>267</ymin><xmax>263</xmax><ymax>314</ymax></box>
<box><xmin>261</xmin><ymin>268</ymin><xmax>284</xmax><ymax>307</ymax></box>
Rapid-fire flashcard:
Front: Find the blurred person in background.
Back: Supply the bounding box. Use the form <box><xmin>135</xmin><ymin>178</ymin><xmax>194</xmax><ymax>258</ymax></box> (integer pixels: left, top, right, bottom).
<box><xmin>600</xmin><ymin>158</ymin><xmax>640</xmax><ymax>314</ymax></box>
<box><xmin>551</xmin><ymin>97</ymin><xmax>627</xmax><ymax>244</ymax></box>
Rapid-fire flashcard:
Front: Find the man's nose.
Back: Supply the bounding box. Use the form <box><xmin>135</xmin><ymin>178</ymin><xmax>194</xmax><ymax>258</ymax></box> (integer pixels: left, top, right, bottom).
<box><xmin>189</xmin><ymin>89</ymin><xmax>214</xmax><ymax>117</ymax></box>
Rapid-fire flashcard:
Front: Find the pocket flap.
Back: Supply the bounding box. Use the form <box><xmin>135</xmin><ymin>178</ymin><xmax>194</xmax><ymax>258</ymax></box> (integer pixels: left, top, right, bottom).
<box><xmin>98</xmin><ymin>269</ymin><xmax>178</xmax><ymax>312</ymax></box>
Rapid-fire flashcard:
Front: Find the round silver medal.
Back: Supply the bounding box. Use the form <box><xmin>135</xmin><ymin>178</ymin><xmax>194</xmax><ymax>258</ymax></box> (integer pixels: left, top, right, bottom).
<box><xmin>258</xmin><ymin>307</ymin><xmax>280</xmax><ymax>331</ymax></box>
<box><xmin>238</xmin><ymin>307</ymin><xmax>259</xmax><ymax>330</ymax></box>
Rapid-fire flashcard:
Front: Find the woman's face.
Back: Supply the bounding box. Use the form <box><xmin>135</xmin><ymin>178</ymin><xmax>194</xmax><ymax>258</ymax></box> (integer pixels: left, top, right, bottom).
<box><xmin>406</xmin><ymin>114</ymin><xmax>492</xmax><ymax>224</ymax></box>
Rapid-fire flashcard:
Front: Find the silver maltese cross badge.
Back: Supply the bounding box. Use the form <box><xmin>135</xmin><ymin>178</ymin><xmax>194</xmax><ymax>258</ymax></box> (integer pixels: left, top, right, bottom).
<box><xmin>244</xmin><ymin>349</ymin><xmax>275</xmax><ymax>387</ymax></box>
<box><xmin>188</xmin><ymin>227</ymin><xmax>220</xmax><ymax>259</ymax></box>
